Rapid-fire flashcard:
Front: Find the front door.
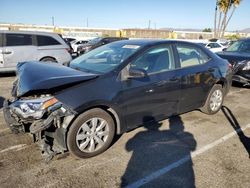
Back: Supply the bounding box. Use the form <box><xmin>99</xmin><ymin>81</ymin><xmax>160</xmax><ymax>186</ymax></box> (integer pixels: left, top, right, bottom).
<box><xmin>121</xmin><ymin>45</ymin><xmax>180</xmax><ymax>129</ymax></box>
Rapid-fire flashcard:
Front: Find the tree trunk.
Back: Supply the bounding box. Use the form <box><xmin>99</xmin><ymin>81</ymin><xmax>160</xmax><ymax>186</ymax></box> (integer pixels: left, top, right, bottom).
<box><xmin>223</xmin><ymin>6</ymin><xmax>236</xmax><ymax>34</ymax></box>
<box><xmin>220</xmin><ymin>9</ymin><xmax>228</xmax><ymax>38</ymax></box>
<box><xmin>214</xmin><ymin>4</ymin><xmax>218</xmax><ymax>38</ymax></box>
<box><xmin>217</xmin><ymin>12</ymin><xmax>222</xmax><ymax>38</ymax></box>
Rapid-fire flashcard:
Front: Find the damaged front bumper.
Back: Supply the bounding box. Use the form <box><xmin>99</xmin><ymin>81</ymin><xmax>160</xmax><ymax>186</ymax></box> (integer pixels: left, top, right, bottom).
<box><xmin>232</xmin><ymin>74</ymin><xmax>250</xmax><ymax>86</ymax></box>
<box><xmin>3</xmin><ymin>100</ymin><xmax>24</xmax><ymax>133</ymax></box>
<box><xmin>3</xmin><ymin>99</ymin><xmax>76</xmax><ymax>161</ymax></box>
<box><xmin>232</xmin><ymin>61</ymin><xmax>250</xmax><ymax>86</ymax></box>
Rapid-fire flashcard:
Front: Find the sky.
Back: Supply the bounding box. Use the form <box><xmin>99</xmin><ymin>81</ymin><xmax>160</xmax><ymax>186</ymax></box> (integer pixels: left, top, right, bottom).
<box><xmin>0</xmin><ymin>0</ymin><xmax>249</xmax><ymax>30</ymax></box>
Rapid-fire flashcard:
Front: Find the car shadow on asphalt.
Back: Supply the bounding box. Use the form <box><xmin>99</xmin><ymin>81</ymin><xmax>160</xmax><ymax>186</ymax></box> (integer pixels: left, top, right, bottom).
<box><xmin>121</xmin><ymin>115</ymin><xmax>196</xmax><ymax>187</ymax></box>
<box><xmin>0</xmin><ymin>96</ymin><xmax>5</xmax><ymax>109</ymax></box>
<box><xmin>222</xmin><ymin>106</ymin><xmax>250</xmax><ymax>158</ymax></box>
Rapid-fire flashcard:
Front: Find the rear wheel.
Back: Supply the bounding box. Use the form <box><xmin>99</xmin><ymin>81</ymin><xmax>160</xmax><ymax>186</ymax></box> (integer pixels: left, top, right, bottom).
<box><xmin>40</xmin><ymin>57</ymin><xmax>57</xmax><ymax>63</ymax></box>
<box><xmin>201</xmin><ymin>84</ymin><xmax>224</xmax><ymax>115</ymax></box>
<box><xmin>67</xmin><ymin>108</ymin><xmax>115</xmax><ymax>158</ymax></box>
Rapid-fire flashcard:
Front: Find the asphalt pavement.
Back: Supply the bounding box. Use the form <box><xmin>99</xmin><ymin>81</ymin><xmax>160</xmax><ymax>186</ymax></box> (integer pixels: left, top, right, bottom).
<box><xmin>0</xmin><ymin>75</ymin><xmax>249</xmax><ymax>188</ymax></box>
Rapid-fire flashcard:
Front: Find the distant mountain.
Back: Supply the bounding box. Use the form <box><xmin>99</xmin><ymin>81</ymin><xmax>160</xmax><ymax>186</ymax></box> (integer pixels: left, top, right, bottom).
<box><xmin>160</xmin><ymin>28</ymin><xmax>203</xmax><ymax>32</ymax></box>
<box><xmin>161</xmin><ymin>27</ymin><xmax>250</xmax><ymax>33</ymax></box>
<box><xmin>239</xmin><ymin>28</ymin><xmax>250</xmax><ymax>33</ymax></box>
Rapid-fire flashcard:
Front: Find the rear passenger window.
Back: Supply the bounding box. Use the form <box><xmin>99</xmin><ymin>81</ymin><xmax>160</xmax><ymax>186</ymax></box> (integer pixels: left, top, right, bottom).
<box><xmin>176</xmin><ymin>45</ymin><xmax>210</xmax><ymax>68</ymax></box>
<box><xmin>37</xmin><ymin>35</ymin><xmax>60</xmax><ymax>46</ymax></box>
<box><xmin>6</xmin><ymin>34</ymin><xmax>32</xmax><ymax>46</ymax></box>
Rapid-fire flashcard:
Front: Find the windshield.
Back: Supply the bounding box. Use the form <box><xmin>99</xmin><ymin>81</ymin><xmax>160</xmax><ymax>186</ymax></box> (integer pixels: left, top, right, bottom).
<box><xmin>70</xmin><ymin>42</ymin><xmax>141</xmax><ymax>73</ymax></box>
<box><xmin>88</xmin><ymin>37</ymin><xmax>102</xmax><ymax>45</ymax></box>
<box><xmin>226</xmin><ymin>40</ymin><xmax>250</xmax><ymax>52</ymax></box>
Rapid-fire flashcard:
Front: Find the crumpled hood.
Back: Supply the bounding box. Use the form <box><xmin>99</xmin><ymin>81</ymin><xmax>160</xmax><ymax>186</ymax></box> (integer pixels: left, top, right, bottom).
<box><xmin>15</xmin><ymin>61</ymin><xmax>98</xmax><ymax>97</ymax></box>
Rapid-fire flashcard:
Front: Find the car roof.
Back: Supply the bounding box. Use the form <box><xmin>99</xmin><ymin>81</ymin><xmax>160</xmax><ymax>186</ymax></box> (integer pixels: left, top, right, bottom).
<box><xmin>0</xmin><ymin>30</ymin><xmax>60</xmax><ymax>37</ymax></box>
<box><xmin>111</xmin><ymin>39</ymin><xmax>201</xmax><ymax>48</ymax></box>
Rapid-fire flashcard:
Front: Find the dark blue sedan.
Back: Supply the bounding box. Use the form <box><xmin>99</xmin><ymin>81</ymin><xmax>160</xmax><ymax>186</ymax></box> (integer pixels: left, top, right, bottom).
<box><xmin>4</xmin><ymin>40</ymin><xmax>232</xmax><ymax>159</ymax></box>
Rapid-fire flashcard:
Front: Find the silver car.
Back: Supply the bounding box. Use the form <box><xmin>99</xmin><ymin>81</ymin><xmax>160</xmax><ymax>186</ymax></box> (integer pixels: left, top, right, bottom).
<box><xmin>0</xmin><ymin>30</ymin><xmax>72</xmax><ymax>72</ymax></box>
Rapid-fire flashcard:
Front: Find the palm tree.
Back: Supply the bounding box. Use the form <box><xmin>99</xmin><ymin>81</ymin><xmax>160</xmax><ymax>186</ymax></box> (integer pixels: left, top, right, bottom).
<box><xmin>215</xmin><ymin>0</ymin><xmax>242</xmax><ymax>38</ymax></box>
<box><xmin>222</xmin><ymin>0</ymin><xmax>241</xmax><ymax>36</ymax></box>
<box><xmin>218</xmin><ymin>0</ymin><xmax>231</xmax><ymax>38</ymax></box>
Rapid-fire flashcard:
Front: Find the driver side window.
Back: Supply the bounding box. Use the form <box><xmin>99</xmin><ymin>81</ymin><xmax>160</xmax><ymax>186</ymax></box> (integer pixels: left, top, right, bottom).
<box><xmin>130</xmin><ymin>45</ymin><xmax>175</xmax><ymax>75</ymax></box>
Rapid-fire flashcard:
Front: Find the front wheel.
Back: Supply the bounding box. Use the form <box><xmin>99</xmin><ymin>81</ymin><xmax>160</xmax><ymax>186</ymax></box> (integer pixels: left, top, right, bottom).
<box><xmin>67</xmin><ymin>108</ymin><xmax>115</xmax><ymax>158</ymax></box>
<box><xmin>201</xmin><ymin>84</ymin><xmax>224</xmax><ymax>115</ymax></box>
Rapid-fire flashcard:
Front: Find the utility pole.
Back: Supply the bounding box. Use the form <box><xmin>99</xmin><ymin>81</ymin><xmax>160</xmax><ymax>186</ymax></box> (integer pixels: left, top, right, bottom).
<box><xmin>154</xmin><ymin>22</ymin><xmax>156</xmax><ymax>30</ymax></box>
<box><xmin>148</xmin><ymin>20</ymin><xmax>151</xmax><ymax>29</ymax></box>
<box><xmin>52</xmin><ymin>16</ymin><xmax>55</xmax><ymax>26</ymax></box>
<box><xmin>86</xmin><ymin>18</ymin><xmax>89</xmax><ymax>27</ymax></box>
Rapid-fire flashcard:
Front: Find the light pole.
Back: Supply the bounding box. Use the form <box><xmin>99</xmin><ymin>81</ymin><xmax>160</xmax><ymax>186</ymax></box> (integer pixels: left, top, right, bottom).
<box><xmin>52</xmin><ymin>16</ymin><xmax>55</xmax><ymax>26</ymax></box>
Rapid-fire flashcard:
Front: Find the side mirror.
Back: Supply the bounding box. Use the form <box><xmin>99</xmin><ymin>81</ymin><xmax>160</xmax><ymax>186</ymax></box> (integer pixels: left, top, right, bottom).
<box><xmin>127</xmin><ymin>68</ymin><xmax>147</xmax><ymax>79</ymax></box>
<box><xmin>222</xmin><ymin>48</ymin><xmax>227</xmax><ymax>51</ymax></box>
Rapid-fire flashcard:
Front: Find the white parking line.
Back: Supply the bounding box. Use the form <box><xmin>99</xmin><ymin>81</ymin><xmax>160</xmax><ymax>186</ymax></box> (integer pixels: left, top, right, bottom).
<box><xmin>228</xmin><ymin>89</ymin><xmax>246</xmax><ymax>95</ymax></box>
<box><xmin>0</xmin><ymin>128</ymin><xmax>10</xmax><ymax>134</ymax></box>
<box><xmin>126</xmin><ymin>123</ymin><xmax>250</xmax><ymax>188</ymax></box>
<box><xmin>0</xmin><ymin>144</ymin><xmax>27</xmax><ymax>153</ymax></box>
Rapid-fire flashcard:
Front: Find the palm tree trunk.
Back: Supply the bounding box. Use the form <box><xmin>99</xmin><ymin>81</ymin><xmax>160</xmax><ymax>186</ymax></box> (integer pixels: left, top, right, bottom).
<box><xmin>219</xmin><ymin>13</ymin><xmax>226</xmax><ymax>38</ymax></box>
<box><xmin>214</xmin><ymin>3</ymin><xmax>218</xmax><ymax>38</ymax></box>
<box><xmin>217</xmin><ymin>12</ymin><xmax>222</xmax><ymax>38</ymax></box>
<box><xmin>223</xmin><ymin>6</ymin><xmax>236</xmax><ymax>33</ymax></box>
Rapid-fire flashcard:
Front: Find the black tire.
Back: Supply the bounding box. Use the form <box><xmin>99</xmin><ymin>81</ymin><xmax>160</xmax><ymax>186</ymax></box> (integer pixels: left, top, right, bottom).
<box><xmin>40</xmin><ymin>57</ymin><xmax>57</xmax><ymax>63</ymax></box>
<box><xmin>67</xmin><ymin>108</ymin><xmax>115</xmax><ymax>158</ymax></box>
<box><xmin>201</xmin><ymin>84</ymin><xmax>224</xmax><ymax>115</ymax></box>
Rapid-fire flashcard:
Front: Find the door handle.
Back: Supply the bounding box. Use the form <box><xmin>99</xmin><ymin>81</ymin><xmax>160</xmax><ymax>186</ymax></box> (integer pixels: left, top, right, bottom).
<box><xmin>2</xmin><ymin>51</ymin><xmax>12</xmax><ymax>55</ymax></box>
<box><xmin>170</xmin><ymin>77</ymin><xmax>179</xmax><ymax>82</ymax></box>
<box><xmin>208</xmin><ymin>68</ymin><xmax>215</xmax><ymax>72</ymax></box>
<box><xmin>157</xmin><ymin>80</ymin><xmax>167</xmax><ymax>86</ymax></box>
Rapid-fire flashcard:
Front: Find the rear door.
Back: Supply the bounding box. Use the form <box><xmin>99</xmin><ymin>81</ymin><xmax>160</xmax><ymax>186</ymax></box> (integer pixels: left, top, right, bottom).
<box><xmin>3</xmin><ymin>33</ymin><xmax>37</xmax><ymax>68</ymax></box>
<box><xmin>121</xmin><ymin>44</ymin><xmax>181</xmax><ymax>129</ymax></box>
<box><xmin>174</xmin><ymin>43</ymin><xmax>215</xmax><ymax>113</ymax></box>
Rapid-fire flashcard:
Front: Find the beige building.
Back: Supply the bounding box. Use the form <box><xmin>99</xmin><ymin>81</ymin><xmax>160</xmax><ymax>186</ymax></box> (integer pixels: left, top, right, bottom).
<box><xmin>0</xmin><ymin>23</ymin><xmax>249</xmax><ymax>40</ymax></box>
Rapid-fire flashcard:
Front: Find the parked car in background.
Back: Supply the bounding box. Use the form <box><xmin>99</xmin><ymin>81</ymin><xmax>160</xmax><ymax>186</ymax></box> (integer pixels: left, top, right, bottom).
<box><xmin>63</xmin><ymin>37</ymin><xmax>76</xmax><ymax>43</ymax></box>
<box><xmin>0</xmin><ymin>30</ymin><xmax>72</xmax><ymax>72</ymax></box>
<box><xmin>71</xmin><ymin>39</ymin><xmax>89</xmax><ymax>54</ymax></box>
<box><xmin>78</xmin><ymin>37</ymin><xmax>128</xmax><ymax>55</ymax></box>
<box><xmin>61</xmin><ymin>36</ymin><xmax>75</xmax><ymax>55</ymax></box>
<box><xmin>217</xmin><ymin>38</ymin><xmax>250</xmax><ymax>86</ymax></box>
<box><xmin>3</xmin><ymin>40</ymin><xmax>232</xmax><ymax>160</ymax></box>
<box><xmin>205</xmin><ymin>42</ymin><xmax>227</xmax><ymax>53</ymax></box>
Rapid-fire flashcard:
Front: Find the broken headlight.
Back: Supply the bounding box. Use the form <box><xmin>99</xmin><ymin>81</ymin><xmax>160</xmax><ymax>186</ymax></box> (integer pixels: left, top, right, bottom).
<box><xmin>242</xmin><ymin>61</ymin><xmax>250</xmax><ymax>70</ymax></box>
<box><xmin>10</xmin><ymin>97</ymin><xmax>59</xmax><ymax>119</ymax></box>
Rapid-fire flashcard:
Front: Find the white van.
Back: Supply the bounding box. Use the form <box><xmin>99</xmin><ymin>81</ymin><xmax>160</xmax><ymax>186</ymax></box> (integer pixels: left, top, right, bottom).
<box><xmin>0</xmin><ymin>30</ymin><xmax>72</xmax><ymax>72</ymax></box>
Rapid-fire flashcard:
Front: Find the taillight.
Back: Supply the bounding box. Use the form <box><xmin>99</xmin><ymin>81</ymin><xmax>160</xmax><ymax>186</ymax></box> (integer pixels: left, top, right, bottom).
<box><xmin>66</xmin><ymin>48</ymin><xmax>72</xmax><ymax>53</ymax></box>
<box><xmin>228</xmin><ymin>63</ymin><xmax>233</xmax><ymax>70</ymax></box>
